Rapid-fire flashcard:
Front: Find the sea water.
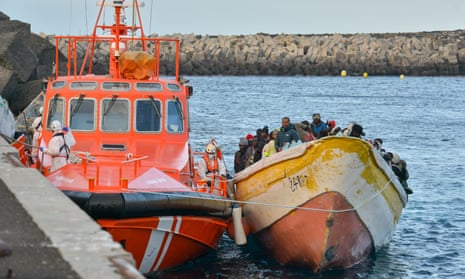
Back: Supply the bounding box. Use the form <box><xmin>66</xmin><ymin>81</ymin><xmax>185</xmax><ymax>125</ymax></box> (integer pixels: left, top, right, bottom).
<box><xmin>153</xmin><ymin>76</ymin><xmax>465</xmax><ymax>278</ymax></box>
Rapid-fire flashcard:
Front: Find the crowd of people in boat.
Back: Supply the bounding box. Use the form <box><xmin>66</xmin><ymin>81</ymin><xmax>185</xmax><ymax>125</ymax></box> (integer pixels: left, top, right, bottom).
<box><xmin>230</xmin><ymin>113</ymin><xmax>413</xmax><ymax>195</ymax></box>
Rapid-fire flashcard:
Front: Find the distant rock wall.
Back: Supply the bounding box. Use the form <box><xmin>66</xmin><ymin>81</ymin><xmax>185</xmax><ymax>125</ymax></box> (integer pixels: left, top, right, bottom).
<box><xmin>176</xmin><ymin>32</ymin><xmax>465</xmax><ymax>76</ymax></box>
<box><xmin>67</xmin><ymin>32</ymin><xmax>465</xmax><ymax>76</ymax></box>
<box><xmin>2</xmin><ymin>11</ymin><xmax>465</xmax><ymax>114</ymax></box>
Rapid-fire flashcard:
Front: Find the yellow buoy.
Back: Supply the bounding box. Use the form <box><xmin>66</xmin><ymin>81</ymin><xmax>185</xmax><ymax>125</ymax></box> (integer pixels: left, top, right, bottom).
<box><xmin>363</xmin><ymin>72</ymin><xmax>368</xmax><ymax>78</ymax></box>
<box><xmin>340</xmin><ymin>70</ymin><xmax>347</xmax><ymax>77</ymax></box>
<box><xmin>400</xmin><ymin>74</ymin><xmax>405</xmax><ymax>80</ymax></box>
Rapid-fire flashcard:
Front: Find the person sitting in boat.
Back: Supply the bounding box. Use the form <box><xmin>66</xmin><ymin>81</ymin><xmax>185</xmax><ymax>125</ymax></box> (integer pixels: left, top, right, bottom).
<box><xmin>343</xmin><ymin>122</ymin><xmax>365</xmax><ymax>138</ymax></box>
<box><xmin>276</xmin><ymin>116</ymin><xmax>300</xmax><ymax>151</ymax></box>
<box><xmin>198</xmin><ymin>143</ymin><xmax>227</xmax><ymax>182</ymax></box>
<box><xmin>262</xmin><ymin>129</ymin><xmax>278</xmax><ymax>158</ymax></box>
<box><xmin>234</xmin><ymin>137</ymin><xmax>248</xmax><ymax>173</ymax></box>
<box><xmin>326</xmin><ymin>119</ymin><xmax>342</xmax><ymax>136</ymax></box>
<box><xmin>391</xmin><ymin>152</ymin><xmax>413</xmax><ymax>195</ymax></box>
<box><xmin>255</xmin><ymin>128</ymin><xmax>266</xmax><ymax>161</ymax></box>
<box><xmin>40</xmin><ymin>120</ymin><xmax>71</xmax><ymax>173</ymax></box>
<box><xmin>372</xmin><ymin>138</ymin><xmax>386</xmax><ymax>154</ymax></box>
<box><xmin>310</xmin><ymin>113</ymin><xmax>328</xmax><ymax>138</ymax></box>
<box><xmin>246</xmin><ymin>135</ymin><xmax>262</xmax><ymax>166</ymax></box>
<box><xmin>259</xmin><ymin>126</ymin><xmax>270</xmax><ymax>143</ymax></box>
<box><xmin>294</xmin><ymin>120</ymin><xmax>315</xmax><ymax>142</ymax></box>
<box><xmin>30</xmin><ymin>116</ymin><xmax>43</xmax><ymax>165</ymax></box>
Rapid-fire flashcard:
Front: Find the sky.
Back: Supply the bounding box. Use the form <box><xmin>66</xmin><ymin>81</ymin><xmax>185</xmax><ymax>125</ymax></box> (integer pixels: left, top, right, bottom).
<box><xmin>1</xmin><ymin>0</ymin><xmax>465</xmax><ymax>36</ymax></box>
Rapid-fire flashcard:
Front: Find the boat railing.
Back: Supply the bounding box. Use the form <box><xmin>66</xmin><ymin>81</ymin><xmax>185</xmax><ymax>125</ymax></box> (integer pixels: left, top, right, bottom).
<box><xmin>75</xmin><ymin>152</ymin><xmax>148</xmax><ymax>190</ymax></box>
<box><xmin>54</xmin><ymin>35</ymin><xmax>181</xmax><ymax>81</ymax></box>
<box><xmin>192</xmin><ymin>151</ymin><xmax>228</xmax><ymax>197</ymax></box>
<box><xmin>196</xmin><ymin>174</ymin><xmax>228</xmax><ymax>197</ymax></box>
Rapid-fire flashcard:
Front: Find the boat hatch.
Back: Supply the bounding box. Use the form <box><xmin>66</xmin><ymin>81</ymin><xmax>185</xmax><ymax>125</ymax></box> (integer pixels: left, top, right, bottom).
<box><xmin>101</xmin><ymin>144</ymin><xmax>126</xmax><ymax>151</ymax></box>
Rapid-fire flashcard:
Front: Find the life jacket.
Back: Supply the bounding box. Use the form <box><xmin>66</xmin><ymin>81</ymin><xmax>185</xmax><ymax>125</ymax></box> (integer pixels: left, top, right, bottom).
<box><xmin>203</xmin><ymin>154</ymin><xmax>219</xmax><ymax>174</ymax></box>
<box><xmin>53</xmin><ymin>132</ymin><xmax>70</xmax><ymax>159</ymax></box>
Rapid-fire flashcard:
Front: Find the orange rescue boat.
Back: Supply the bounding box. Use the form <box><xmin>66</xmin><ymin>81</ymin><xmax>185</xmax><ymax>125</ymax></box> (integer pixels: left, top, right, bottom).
<box><xmin>11</xmin><ymin>0</ymin><xmax>238</xmax><ymax>274</ymax></box>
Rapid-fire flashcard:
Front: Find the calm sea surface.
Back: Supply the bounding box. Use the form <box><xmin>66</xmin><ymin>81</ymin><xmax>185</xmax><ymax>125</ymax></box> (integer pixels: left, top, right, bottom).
<box><xmin>153</xmin><ymin>76</ymin><xmax>465</xmax><ymax>279</ymax></box>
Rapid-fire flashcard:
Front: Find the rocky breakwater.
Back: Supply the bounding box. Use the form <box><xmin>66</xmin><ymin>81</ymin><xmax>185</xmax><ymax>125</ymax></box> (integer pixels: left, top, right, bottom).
<box><xmin>0</xmin><ymin>12</ymin><xmax>56</xmax><ymax>115</ymax></box>
<box><xmin>2</xmin><ymin>11</ymin><xmax>465</xmax><ymax>115</ymax></box>
<box><xmin>179</xmin><ymin>32</ymin><xmax>465</xmax><ymax>76</ymax></box>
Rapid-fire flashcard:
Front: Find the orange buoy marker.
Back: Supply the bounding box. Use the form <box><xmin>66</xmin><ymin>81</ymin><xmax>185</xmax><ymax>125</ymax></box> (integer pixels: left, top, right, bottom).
<box><xmin>340</xmin><ymin>70</ymin><xmax>347</xmax><ymax>77</ymax></box>
<box><xmin>232</xmin><ymin>204</ymin><xmax>247</xmax><ymax>245</ymax></box>
<box><xmin>363</xmin><ymin>72</ymin><xmax>368</xmax><ymax>78</ymax></box>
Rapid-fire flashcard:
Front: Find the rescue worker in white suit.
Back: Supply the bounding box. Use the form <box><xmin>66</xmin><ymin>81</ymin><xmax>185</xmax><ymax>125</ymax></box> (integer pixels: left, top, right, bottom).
<box><xmin>197</xmin><ymin>143</ymin><xmax>227</xmax><ymax>181</ymax></box>
<box><xmin>30</xmin><ymin>116</ymin><xmax>42</xmax><ymax>164</ymax></box>
<box><xmin>41</xmin><ymin>120</ymin><xmax>70</xmax><ymax>172</ymax></box>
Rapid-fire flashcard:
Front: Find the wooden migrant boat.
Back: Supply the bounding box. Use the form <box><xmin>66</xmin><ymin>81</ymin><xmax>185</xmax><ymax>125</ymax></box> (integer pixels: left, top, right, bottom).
<box><xmin>232</xmin><ymin>136</ymin><xmax>408</xmax><ymax>272</ymax></box>
<box><xmin>11</xmin><ymin>0</ymin><xmax>238</xmax><ymax>274</ymax></box>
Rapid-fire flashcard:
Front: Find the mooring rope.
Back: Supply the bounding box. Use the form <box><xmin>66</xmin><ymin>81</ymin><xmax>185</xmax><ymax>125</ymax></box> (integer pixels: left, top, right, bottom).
<box><xmin>123</xmin><ymin>172</ymin><xmax>395</xmax><ymax>214</ymax></box>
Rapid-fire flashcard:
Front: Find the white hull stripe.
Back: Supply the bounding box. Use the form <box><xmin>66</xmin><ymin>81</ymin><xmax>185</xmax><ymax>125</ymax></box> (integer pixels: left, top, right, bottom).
<box><xmin>139</xmin><ymin>216</ymin><xmax>182</xmax><ymax>273</ymax></box>
<box><xmin>153</xmin><ymin>216</ymin><xmax>182</xmax><ymax>271</ymax></box>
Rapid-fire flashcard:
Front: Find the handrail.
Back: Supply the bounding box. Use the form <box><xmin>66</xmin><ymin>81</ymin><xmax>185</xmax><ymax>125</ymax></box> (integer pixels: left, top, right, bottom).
<box><xmin>120</xmin><ymin>155</ymin><xmax>149</xmax><ymax>180</ymax></box>
<box><xmin>76</xmin><ymin>152</ymin><xmax>148</xmax><ymax>189</ymax></box>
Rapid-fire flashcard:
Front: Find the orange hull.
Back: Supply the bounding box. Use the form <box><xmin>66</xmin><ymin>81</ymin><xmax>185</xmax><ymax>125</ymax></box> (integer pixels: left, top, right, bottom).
<box><xmin>254</xmin><ymin>192</ymin><xmax>372</xmax><ymax>272</ymax></box>
<box><xmin>99</xmin><ymin>216</ymin><xmax>227</xmax><ymax>273</ymax></box>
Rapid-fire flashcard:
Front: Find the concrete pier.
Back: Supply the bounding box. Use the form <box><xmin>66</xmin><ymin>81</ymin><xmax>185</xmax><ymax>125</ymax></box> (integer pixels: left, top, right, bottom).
<box><xmin>0</xmin><ymin>137</ymin><xmax>143</xmax><ymax>279</ymax></box>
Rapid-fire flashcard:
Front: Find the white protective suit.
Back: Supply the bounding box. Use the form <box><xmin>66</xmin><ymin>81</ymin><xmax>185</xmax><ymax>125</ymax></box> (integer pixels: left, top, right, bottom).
<box><xmin>45</xmin><ymin>121</ymin><xmax>69</xmax><ymax>172</ymax></box>
<box><xmin>31</xmin><ymin>117</ymin><xmax>42</xmax><ymax>162</ymax></box>
<box><xmin>197</xmin><ymin>154</ymin><xmax>227</xmax><ymax>180</ymax></box>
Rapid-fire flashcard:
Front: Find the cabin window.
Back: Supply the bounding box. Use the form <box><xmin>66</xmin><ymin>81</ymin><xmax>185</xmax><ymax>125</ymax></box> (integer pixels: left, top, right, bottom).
<box><xmin>70</xmin><ymin>98</ymin><xmax>95</xmax><ymax>131</ymax></box>
<box><xmin>135</xmin><ymin>82</ymin><xmax>162</xmax><ymax>92</ymax></box>
<box><xmin>166</xmin><ymin>99</ymin><xmax>184</xmax><ymax>133</ymax></box>
<box><xmin>46</xmin><ymin>96</ymin><xmax>65</xmax><ymax>129</ymax></box>
<box><xmin>166</xmin><ymin>83</ymin><xmax>181</xmax><ymax>92</ymax></box>
<box><xmin>135</xmin><ymin>99</ymin><xmax>161</xmax><ymax>132</ymax></box>
<box><xmin>51</xmin><ymin>81</ymin><xmax>65</xmax><ymax>89</ymax></box>
<box><xmin>70</xmin><ymin>82</ymin><xmax>98</xmax><ymax>90</ymax></box>
<box><xmin>101</xmin><ymin>98</ymin><xmax>129</xmax><ymax>132</ymax></box>
<box><xmin>102</xmin><ymin>82</ymin><xmax>130</xmax><ymax>91</ymax></box>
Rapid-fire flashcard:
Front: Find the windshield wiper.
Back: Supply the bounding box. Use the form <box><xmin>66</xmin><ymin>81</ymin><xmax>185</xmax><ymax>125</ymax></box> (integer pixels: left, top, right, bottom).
<box><xmin>48</xmin><ymin>93</ymin><xmax>59</xmax><ymax>116</ymax></box>
<box><xmin>104</xmin><ymin>95</ymin><xmax>118</xmax><ymax>116</ymax></box>
<box><xmin>148</xmin><ymin>95</ymin><xmax>161</xmax><ymax>119</ymax></box>
<box><xmin>174</xmin><ymin>96</ymin><xmax>184</xmax><ymax>120</ymax></box>
<box><xmin>71</xmin><ymin>94</ymin><xmax>85</xmax><ymax>116</ymax></box>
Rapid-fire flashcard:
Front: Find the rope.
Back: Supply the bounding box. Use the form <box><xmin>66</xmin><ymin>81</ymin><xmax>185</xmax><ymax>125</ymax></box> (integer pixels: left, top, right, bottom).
<box><xmin>0</xmin><ymin>133</ymin><xmax>37</xmax><ymax>149</ymax></box>
<box><xmin>122</xmin><ymin>172</ymin><xmax>395</xmax><ymax>214</ymax></box>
